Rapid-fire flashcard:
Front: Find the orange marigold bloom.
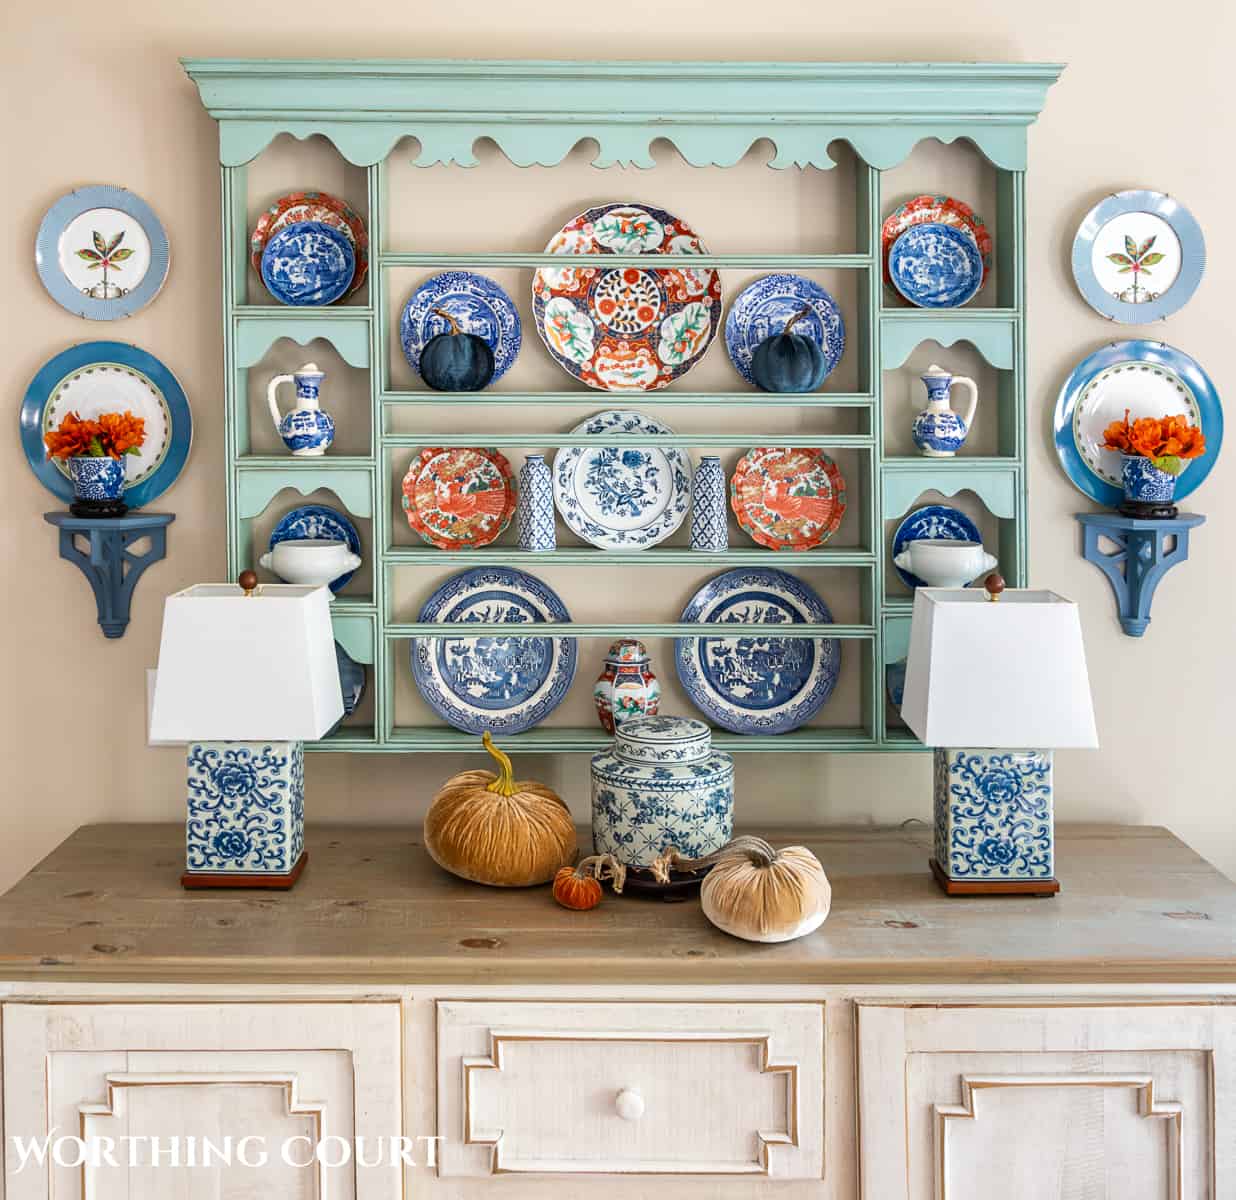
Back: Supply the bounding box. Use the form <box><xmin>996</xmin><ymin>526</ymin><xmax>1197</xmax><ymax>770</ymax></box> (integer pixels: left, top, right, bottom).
<box><xmin>1101</xmin><ymin>410</ymin><xmax>1206</xmax><ymax>462</ymax></box>
<box><xmin>1102</xmin><ymin>416</ymin><xmax>1132</xmax><ymax>453</ymax></box>
<box><xmin>96</xmin><ymin>410</ymin><xmax>146</xmax><ymax>458</ymax></box>
<box><xmin>44</xmin><ymin>411</ymin><xmax>103</xmax><ymax>461</ymax></box>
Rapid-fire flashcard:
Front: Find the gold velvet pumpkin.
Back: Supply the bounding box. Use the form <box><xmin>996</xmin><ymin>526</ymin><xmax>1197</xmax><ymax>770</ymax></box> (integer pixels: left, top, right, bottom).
<box><xmin>652</xmin><ymin>836</ymin><xmax>831</xmax><ymax>943</ymax></box>
<box><xmin>425</xmin><ymin>732</ymin><xmax>578</xmax><ymax>887</ymax></box>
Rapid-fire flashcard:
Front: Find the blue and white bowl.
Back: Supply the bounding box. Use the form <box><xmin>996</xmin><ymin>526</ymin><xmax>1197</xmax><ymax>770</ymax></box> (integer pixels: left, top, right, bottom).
<box><xmin>260</xmin><ymin>220</ymin><xmax>355</xmax><ymax>306</ymax></box>
<box><xmin>888</xmin><ymin>222</ymin><xmax>983</xmax><ymax>309</ymax></box>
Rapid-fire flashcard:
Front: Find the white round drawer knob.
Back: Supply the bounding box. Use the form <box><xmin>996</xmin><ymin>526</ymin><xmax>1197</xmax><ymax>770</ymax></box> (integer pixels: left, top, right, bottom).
<box><xmin>615</xmin><ymin>1088</ymin><xmax>644</xmax><ymax>1121</ymax></box>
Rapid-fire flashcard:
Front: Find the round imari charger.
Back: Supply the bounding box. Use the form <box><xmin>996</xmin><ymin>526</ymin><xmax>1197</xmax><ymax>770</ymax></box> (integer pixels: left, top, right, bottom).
<box><xmin>401</xmin><ymin>447</ymin><xmax>517</xmax><ymax>549</ymax></box>
<box><xmin>250</xmin><ymin>190</ymin><xmax>369</xmax><ymax>298</ymax></box>
<box><xmin>730</xmin><ymin>447</ymin><xmax>847</xmax><ymax>551</ymax></box>
<box><xmin>881</xmin><ymin>194</ymin><xmax>992</xmax><ymax>293</ymax></box>
<box><xmin>532</xmin><ymin>202</ymin><xmax>723</xmax><ymax>391</ymax></box>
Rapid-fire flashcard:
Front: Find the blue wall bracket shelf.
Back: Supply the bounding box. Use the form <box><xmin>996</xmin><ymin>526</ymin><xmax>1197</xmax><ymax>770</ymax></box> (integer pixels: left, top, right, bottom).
<box><xmin>1076</xmin><ymin>512</ymin><xmax>1205</xmax><ymax>637</ymax></box>
<box><xmin>45</xmin><ymin>512</ymin><xmax>175</xmax><ymax>639</ymax></box>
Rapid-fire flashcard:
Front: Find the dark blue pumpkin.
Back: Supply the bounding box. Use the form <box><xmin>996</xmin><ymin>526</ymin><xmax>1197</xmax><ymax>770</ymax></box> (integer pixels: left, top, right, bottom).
<box><xmin>750</xmin><ymin>305</ymin><xmax>828</xmax><ymax>393</ymax></box>
<box><xmin>420</xmin><ymin>307</ymin><xmax>495</xmax><ymax>392</ymax></box>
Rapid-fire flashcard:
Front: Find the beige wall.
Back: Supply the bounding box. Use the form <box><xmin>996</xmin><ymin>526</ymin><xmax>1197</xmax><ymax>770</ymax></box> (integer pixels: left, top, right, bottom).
<box><xmin>2</xmin><ymin>0</ymin><xmax>1232</xmax><ymax>894</ymax></box>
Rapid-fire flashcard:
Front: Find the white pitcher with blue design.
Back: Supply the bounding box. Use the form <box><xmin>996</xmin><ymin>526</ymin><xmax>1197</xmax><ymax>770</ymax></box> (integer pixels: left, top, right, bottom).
<box><xmin>912</xmin><ymin>364</ymin><xmax>978</xmax><ymax>457</ymax></box>
<box><xmin>268</xmin><ymin>363</ymin><xmax>335</xmax><ymax>457</ymax></box>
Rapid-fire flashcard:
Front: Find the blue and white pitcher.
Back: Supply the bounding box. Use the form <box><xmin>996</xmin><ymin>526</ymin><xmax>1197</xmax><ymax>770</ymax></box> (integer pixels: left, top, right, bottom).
<box><xmin>912</xmin><ymin>364</ymin><xmax>978</xmax><ymax>457</ymax></box>
<box><xmin>268</xmin><ymin>363</ymin><xmax>335</xmax><ymax>457</ymax></box>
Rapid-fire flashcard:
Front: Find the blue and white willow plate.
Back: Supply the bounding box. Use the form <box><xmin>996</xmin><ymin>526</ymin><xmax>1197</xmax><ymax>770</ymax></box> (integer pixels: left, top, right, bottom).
<box><xmin>891</xmin><ymin>504</ymin><xmax>982</xmax><ymax>590</ymax></box>
<box><xmin>399</xmin><ymin>271</ymin><xmax>522</xmax><ymax>384</ymax></box>
<box><xmin>324</xmin><ymin>641</ymin><xmax>367</xmax><ymax>737</ymax></box>
<box><xmin>260</xmin><ymin>220</ymin><xmax>355</xmax><ymax>306</ymax></box>
<box><xmin>724</xmin><ymin>273</ymin><xmax>846</xmax><ymax>387</ymax></box>
<box><xmin>674</xmin><ymin>567</ymin><xmax>840</xmax><ymax>735</ymax></box>
<box><xmin>888</xmin><ymin>222</ymin><xmax>983</xmax><ymax>309</ymax></box>
<box><xmin>410</xmin><ymin>567</ymin><xmax>577</xmax><ymax>735</ymax></box>
<box><xmin>270</xmin><ymin>504</ymin><xmax>362</xmax><ymax>594</ymax></box>
<box><xmin>552</xmin><ymin>410</ymin><xmax>692</xmax><ymax>550</ymax></box>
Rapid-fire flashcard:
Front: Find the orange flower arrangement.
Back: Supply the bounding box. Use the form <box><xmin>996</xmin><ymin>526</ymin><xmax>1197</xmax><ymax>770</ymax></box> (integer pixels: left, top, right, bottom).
<box><xmin>1101</xmin><ymin>410</ymin><xmax>1205</xmax><ymax>475</ymax></box>
<box><xmin>44</xmin><ymin>410</ymin><xmax>145</xmax><ymax>462</ymax></box>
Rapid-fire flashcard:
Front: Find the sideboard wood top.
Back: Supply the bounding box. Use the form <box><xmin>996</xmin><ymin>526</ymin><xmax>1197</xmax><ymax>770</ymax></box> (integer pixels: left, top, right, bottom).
<box><xmin>0</xmin><ymin>823</ymin><xmax>1232</xmax><ymax>985</ymax></box>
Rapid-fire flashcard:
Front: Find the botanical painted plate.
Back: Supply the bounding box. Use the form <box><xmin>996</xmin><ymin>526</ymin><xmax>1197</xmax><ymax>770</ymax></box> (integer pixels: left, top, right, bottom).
<box><xmin>269</xmin><ymin>504</ymin><xmax>362</xmax><ymax>594</ymax></box>
<box><xmin>250</xmin><ymin>190</ymin><xmax>369</xmax><ymax>298</ymax></box>
<box><xmin>260</xmin><ymin>221</ymin><xmax>355</xmax><ymax>306</ymax></box>
<box><xmin>399</xmin><ymin>272</ymin><xmax>521</xmax><ymax>384</ymax></box>
<box><xmin>20</xmin><ymin>341</ymin><xmax>191</xmax><ymax>509</ymax></box>
<box><xmin>888</xmin><ymin>223</ymin><xmax>983</xmax><ymax>309</ymax></box>
<box><xmin>730</xmin><ymin>447</ymin><xmax>847</xmax><ymax>551</ymax></box>
<box><xmin>1071</xmin><ymin>190</ymin><xmax>1204</xmax><ymax>322</ymax></box>
<box><xmin>35</xmin><ymin>185</ymin><xmax>170</xmax><ymax>320</ymax></box>
<box><xmin>1053</xmin><ymin>340</ymin><xmax>1223</xmax><ymax>507</ymax></box>
<box><xmin>891</xmin><ymin>505</ymin><xmax>982</xmax><ymax>590</ymax></box>
<box><xmin>401</xmin><ymin>447</ymin><xmax>517</xmax><ymax>549</ymax></box>
<box><xmin>532</xmin><ymin>202</ymin><xmax>723</xmax><ymax>391</ymax></box>
<box><xmin>674</xmin><ymin>567</ymin><xmax>840</xmax><ymax>735</ymax></box>
<box><xmin>724</xmin><ymin>274</ymin><xmax>846</xmax><ymax>387</ymax></box>
<box><xmin>881</xmin><ymin>194</ymin><xmax>991</xmax><ymax>293</ymax></box>
<box><xmin>410</xmin><ymin>567</ymin><xmax>577</xmax><ymax>735</ymax></box>
<box><xmin>551</xmin><ymin>410</ymin><xmax>692</xmax><ymax>550</ymax></box>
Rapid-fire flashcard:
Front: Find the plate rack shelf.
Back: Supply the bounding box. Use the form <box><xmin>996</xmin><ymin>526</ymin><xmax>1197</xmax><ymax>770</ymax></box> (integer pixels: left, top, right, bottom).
<box><xmin>185</xmin><ymin>58</ymin><xmax>1061</xmax><ymax>755</ymax></box>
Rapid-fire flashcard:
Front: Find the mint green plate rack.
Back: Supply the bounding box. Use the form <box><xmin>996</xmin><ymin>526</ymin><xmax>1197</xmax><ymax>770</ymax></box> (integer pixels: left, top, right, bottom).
<box><xmin>184</xmin><ymin>58</ymin><xmax>1061</xmax><ymax>755</ymax></box>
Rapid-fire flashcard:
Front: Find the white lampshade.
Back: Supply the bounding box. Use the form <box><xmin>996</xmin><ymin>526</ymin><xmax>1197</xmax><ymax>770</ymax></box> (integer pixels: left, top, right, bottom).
<box><xmin>900</xmin><ymin>587</ymin><xmax>1098</xmax><ymax>749</ymax></box>
<box><xmin>150</xmin><ymin>583</ymin><xmax>342</xmax><ymax>742</ymax></box>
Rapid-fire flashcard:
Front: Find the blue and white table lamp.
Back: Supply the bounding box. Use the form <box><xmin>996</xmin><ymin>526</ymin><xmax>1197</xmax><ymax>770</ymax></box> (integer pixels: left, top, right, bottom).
<box><xmin>900</xmin><ymin>575</ymin><xmax>1098</xmax><ymax>896</ymax></box>
<box><xmin>149</xmin><ymin>572</ymin><xmax>343</xmax><ymax>889</ymax></box>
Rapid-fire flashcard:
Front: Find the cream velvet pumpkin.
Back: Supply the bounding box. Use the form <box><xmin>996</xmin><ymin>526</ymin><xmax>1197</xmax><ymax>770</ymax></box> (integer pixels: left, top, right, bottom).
<box><xmin>425</xmin><ymin>732</ymin><xmax>578</xmax><ymax>887</ymax></box>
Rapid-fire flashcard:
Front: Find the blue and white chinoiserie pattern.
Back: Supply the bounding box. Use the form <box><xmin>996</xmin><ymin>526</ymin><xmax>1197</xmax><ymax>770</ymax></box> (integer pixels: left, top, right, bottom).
<box><xmin>260</xmin><ymin>221</ymin><xmax>355</xmax><ymax>306</ymax></box>
<box><xmin>325</xmin><ymin>642</ymin><xmax>367</xmax><ymax>737</ymax></box>
<box><xmin>724</xmin><ymin>274</ymin><xmax>846</xmax><ymax>387</ymax></box>
<box><xmin>591</xmin><ymin>715</ymin><xmax>734</xmax><ymax>869</ymax></box>
<box><xmin>675</xmin><ymin>568</ymin><xmax>840</xmax><ymax>735</ymax></box>
<box><xmin>35</xmin><ymin>185</ymin><xmax>171</xmax><ymax>320</ymax></box>
<box><xmin>934</xmin><ymin>748</ymin><xmax>1054</xmax><ymax>881</ymax></box>
<box><xmin>888</xmin><ymin>222</ymin><xmax>983</xmax><ymax>309</ymax></box>
<box><xmin>516</xmin><ymin>454</ymin><xmax>557</xmax><ymax>551</ymax></box>
<box><xmin>185</xmin><ymin>741</ymin><xmax>305</xmax><ymax>876</ymax></box>
<box><xmin>269</xmin><ymin>505</ymin><xmax>362</xmax><ymax>594</ymax></box>
<box><xmin>690</xmin><ymin>455</ymin><xmax>729</xmax><ymax>552</ymax></box>
<box><xmin>891</xmin><ymin>505</ymin><xmax>983</xmax><ymax>590</ymax></box>
<box><xmin>885</xmin><ymin>660</ymin><xmax>907</xmax><ymax>709</ymax></box>
<box><xmin>68</xmin><ymin>456</ymin><xmax>125</xmax><ymax>500</ymax></box>
<box><xmin>552</xmin><ymin>410</ymin><xmax>692</xmax><ymax>550</ymax></box>
<box><xmin>410</xmin><ymin>567</ymin><xmax>577</xmax><ymax>735</ymax></box>
<box><xmin>399</xmin><ymin>271</ymin><xmax>522</xmax><ymax>384</ymax></box>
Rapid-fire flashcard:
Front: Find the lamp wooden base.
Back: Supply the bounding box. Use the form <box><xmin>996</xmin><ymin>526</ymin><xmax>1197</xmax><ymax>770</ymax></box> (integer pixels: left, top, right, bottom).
<box><xmin>182</xmin><ymin>851</ymin><xmax>308</xmax><ymax>891</ymax></box>
<box><xmin>930</xmin><ymin>857</ymin><xmax>1059</xmax><ymax>897</ymax></box>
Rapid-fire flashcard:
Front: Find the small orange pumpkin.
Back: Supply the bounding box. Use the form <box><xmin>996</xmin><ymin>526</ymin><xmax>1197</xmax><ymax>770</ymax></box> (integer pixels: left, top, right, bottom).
<box><xmin>552</xmin><ymin>854</ymin><xmax>627</xmax><ymax>911</ymax></box>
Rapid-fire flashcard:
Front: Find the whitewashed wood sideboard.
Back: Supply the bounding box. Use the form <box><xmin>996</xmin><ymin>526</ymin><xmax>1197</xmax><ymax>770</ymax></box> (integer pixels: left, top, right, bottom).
<box><xmin>0</xmin><ymin>823</ymin><xmax>1232</xmax><ymax>1199</ymax></box>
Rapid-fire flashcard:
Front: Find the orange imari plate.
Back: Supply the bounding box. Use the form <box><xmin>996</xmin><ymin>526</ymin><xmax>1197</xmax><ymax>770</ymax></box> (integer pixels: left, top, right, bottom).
<box><xmin>730</xmin><ymin>447</ymin><xmax>847</xmax><ymax>551</ymax></box>
<box><xmin>251</xmin><ymin>191</ymin><xmax>369</xmax><ymax>298</ymax></box>
<box><xmin>401</xmin><ymin>447</ymin><xmax>517</xmax><ymax>550</ymax></box>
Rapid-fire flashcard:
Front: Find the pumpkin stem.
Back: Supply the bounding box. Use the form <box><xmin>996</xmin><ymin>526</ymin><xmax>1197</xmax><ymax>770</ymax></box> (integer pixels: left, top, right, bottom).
<box><xmin>783</xmin><ymin>305</ymin><xmax>813</xmax><ymax>336</ymax></box>
<box><xmin>573</xmin><ymin>853</ymin><xmax>627</xmax><ymax>894</ymax></box>
<box><xmin>431</xmin><ymin>306</ymin><xmax>462</xmax><ymax>336</ymax></box>
<box><xmin>481</xmin><ymin>731</ymin><xmax>516</xmax><ymax>797</ymax></box>
<box><xmin>651</xmin><ymin>836</ymin><xmax>778</xmax><ymax>883</ymax></box>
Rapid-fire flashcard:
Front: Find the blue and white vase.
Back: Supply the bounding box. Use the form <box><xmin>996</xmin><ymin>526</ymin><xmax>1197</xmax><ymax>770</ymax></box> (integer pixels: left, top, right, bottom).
<box><xmin>68</xmin><ymin>455</ymin><xmax>127</xmax><ymax>517</ymax></box>
<box><xmin>1121</xmin><ymin>454</ymin><xmax>1178</xmax><ymax>516</ymax></box>
<box><xmin>591</xmin><ymin>715</ymin><xmax>734</xmax><ymax>870</ymax></box>
<box><xmin>268</xmin><ymin>363</ymin><xmax>334</xmax><ymax>457</ymax></box>
<box><xmin>912</xmin><ymin>364</ymin><xmax>978</xmax><ymax>457</ymax></box>
<box><xmin>690</xmin><ymin>455</ymin><xmax>728</xmax><ymax>551</ymax></box>
<box><xmin>516</xmin><ymin>454</ymin><xmax>556</xmax><ymax>551</ymax></box>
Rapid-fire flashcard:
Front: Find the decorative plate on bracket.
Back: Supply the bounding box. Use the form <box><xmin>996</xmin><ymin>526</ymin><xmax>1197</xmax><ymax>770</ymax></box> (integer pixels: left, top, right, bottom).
<box><xmin>724</xmin><ymin>274</ymin><xmax>846</xmax><ymax>387</ymax></box>
<box><xmin>250</xmin><ymin>190</ymin><xmax>369</xmax><ymax>298</ymax></box>
<box><xmin>399</xmin><ymin>272</ymin><xmax>521</xmax><ymax>384</ymax></box>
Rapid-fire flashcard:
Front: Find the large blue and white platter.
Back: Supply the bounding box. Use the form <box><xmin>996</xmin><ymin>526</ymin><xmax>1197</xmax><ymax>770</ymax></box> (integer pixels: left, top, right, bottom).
<box><xmin>260</xmin><ymin>220</ymin><xmax>355</xmax><ymax>306</ymax></box>
<box><xmin>888</xmin><ymin>222</ymin><xmax>983</xmax><ymax>308</ymax></box>
<box><xmin>270</xmin><ymin>504</ymin><xmax>362</xmax><ymax>593</ymax></box>
<box><xmin>410</xmin><ymin>567</ymin><xmax>577</xmax><ymax>735</ymax></box>
<box><xmin>891</xmin><ymin>504</ymin><xmax>982</xmax><ymax>590</ymax></box>
<box><xmin>674</xmin><ymin>567</ymin><xmax>840</xmax><ymax>735</ymax></box>
<box><xmin>399</xmin><ymin>271</ymin><xmax>522</xmax><ymax>384</ymax></box>
<box><xmin>552</xmin><ymin>410</ymin><xmax>692</xmax><ymax>550</ymax></box>
<box><xmin>724</xmin><ymin>273</ymin><xmax>846</xmax><ymax>387</ymax></box>
<box><xmin>21</xmin><ymin>341</ymin><xmax>192</xmax><ymax>509</ymax></box>
<box><xmin>1053</xmin><ymin>340</ymin><xmax>1223</xmax><ymax>507</ymax></box>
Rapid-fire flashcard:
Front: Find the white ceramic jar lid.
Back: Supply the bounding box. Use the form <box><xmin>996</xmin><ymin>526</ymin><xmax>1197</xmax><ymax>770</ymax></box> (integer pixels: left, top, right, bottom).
<box><xmin>614</xmin><ymin>715</ymin><xmax>712</xmax><ymax>764</ymax></box>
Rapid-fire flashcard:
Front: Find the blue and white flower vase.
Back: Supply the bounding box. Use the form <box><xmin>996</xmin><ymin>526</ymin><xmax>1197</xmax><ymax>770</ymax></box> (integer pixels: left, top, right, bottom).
<box><xmin>912</xmin><ymin>364</ymin><xmax>978</xmax><ymax>457</ymax></box>
<box><xmin>516</xmin><ymin>453</ymin><xmax>555</xmax><ymax>551</ymax></box>
<box><xmin>690</xmin><ymin>455</ymin><xmax>728</xmax><ymax>551</ymax></box>
<box><xmin>68</xmin><ymin>455</ymin><xmax>127</xmax><ymax>518</ymax></box>
<box><xmin>268</xmin><ymin>363</ymin><xmax>334</xmax><ymax>457</ymax></box>
<box><xmin>1120</xmin><ymin>454</ymin><xmax>1179</xmax><ymax>518</ymax></box>
<box><xmin>591</xmin><ymin>715</ymin><xmax>734</xmax><ymax>872</ymax></box>
<box><xmin>594</xmin><ymin>639</ymin><xmax>661</xmax><ymax>733</ymax></box>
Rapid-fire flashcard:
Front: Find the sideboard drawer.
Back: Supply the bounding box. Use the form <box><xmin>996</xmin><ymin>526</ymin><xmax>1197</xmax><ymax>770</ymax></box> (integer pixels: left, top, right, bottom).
<box><xmin>436</xmin><ymin>1000</ymin><xmax>824</xmax><ymax>1178</ymax></box>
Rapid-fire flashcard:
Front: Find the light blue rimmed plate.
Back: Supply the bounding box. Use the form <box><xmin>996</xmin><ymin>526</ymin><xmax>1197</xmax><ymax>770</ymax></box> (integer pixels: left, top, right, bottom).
<box><xmin>1071</xmin><ymin>190</ymin><xmax>1205</xmax><ymax>323</ymax></box>
<box><xmin>1053</xmin><ymin>340</ymin><xmax>1222</xmax><ymax>507</ymax></box>
<box><xmin>270</xmin><ymin>504</ymin><xmax>362</xmax><ymax>593</ymax></box>
<box><xmin>674</xmin><ymin>567</ymin><xmax>840</xmax><ymax>735</ymax></box>
<box><xmin>35</xmin><ymin>185</ymin><xmax>170</xmax><ymax>320</ymax></box>
<box><xmin>724</xmin><ymin>273</ymin><xmax>846</xmax><ymax>388</ymax></box>
<box><xmin>891</xmin><ymin>505</ymin><xmax>982</xmax><ymax>590</ymax></box>
<box><xmin>260</xmin><ymin>221</ymin><xmax>355</xmax><ymax>306</ymax></box>
<box><xmin>410</xmin><ymin>566</ymin><xmax>577</xmax><ymax>735</ymax></box>
<box><xmin>20</xmin><ymin>341</ymin><xmax>191</xmax><ymax>509</ymax></box>
<box><xmin>400</xmin><ymin>271</ymin><xmax>522</xmax><ymax>384</ymax></box>
<box><xmin>888</xmin><ymin>222</ymin><xmax>983</xmax><ymax>309</ymax></box>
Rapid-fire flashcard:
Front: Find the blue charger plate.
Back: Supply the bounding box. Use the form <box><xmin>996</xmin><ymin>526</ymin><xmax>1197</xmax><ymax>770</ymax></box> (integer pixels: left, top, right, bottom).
<box><xmin>888</xmin><ymin>222</ymin><xmax>983</xmax><ymax>309</ymax></box>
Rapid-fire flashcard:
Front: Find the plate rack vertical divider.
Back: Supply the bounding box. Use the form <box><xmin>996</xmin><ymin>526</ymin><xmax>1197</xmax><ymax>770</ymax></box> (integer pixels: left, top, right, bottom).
<box><xmin>186</xmin><ymin>59</ymin><xmax>1061</xmax><ymax>756</ymax></box>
